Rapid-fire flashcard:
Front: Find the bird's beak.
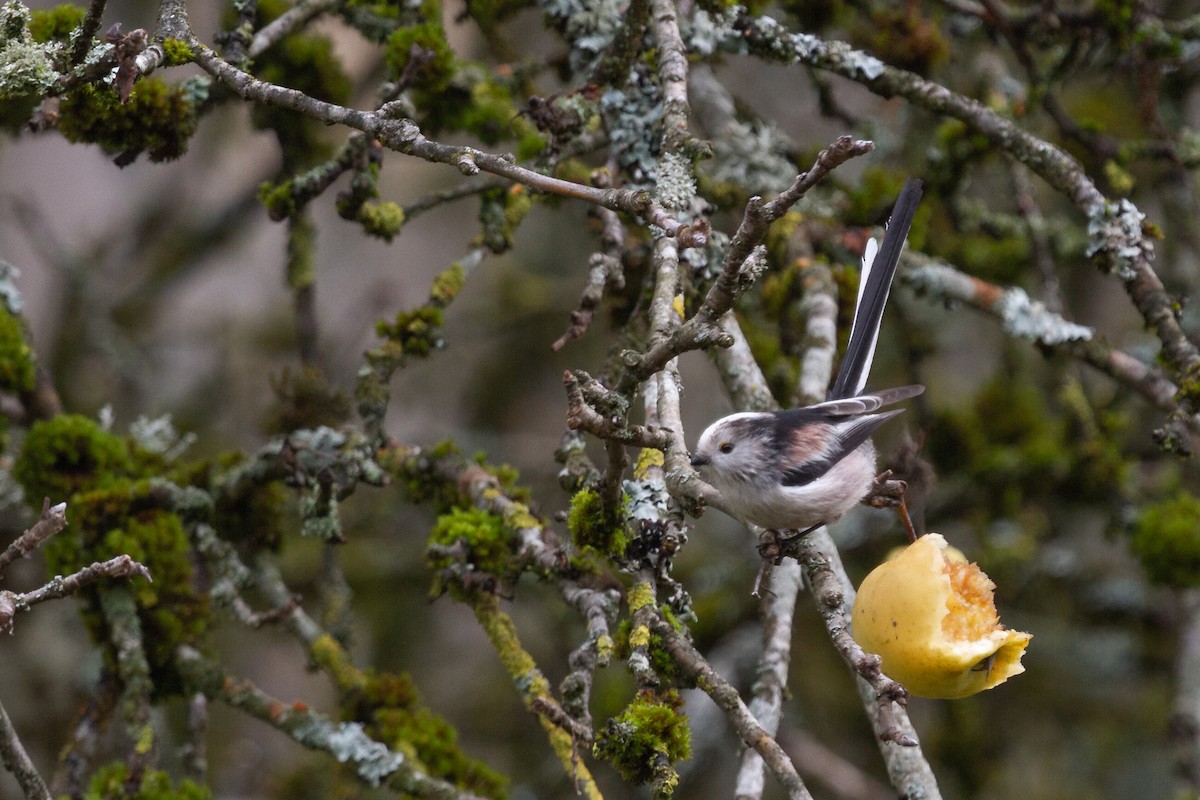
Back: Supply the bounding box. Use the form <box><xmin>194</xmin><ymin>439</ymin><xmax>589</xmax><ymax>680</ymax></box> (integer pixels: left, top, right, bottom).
<box><xmin>689</xmin><ymin>454</ymin><xmax>708</xmax><ymax>468</ymax></box>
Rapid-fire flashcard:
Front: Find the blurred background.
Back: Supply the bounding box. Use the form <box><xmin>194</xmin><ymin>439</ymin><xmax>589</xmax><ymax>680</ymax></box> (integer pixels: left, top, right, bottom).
<box><xmin>2</xmin><ymin>0</ymin><xmax>1200</xmax><ymax>798</ymax></box>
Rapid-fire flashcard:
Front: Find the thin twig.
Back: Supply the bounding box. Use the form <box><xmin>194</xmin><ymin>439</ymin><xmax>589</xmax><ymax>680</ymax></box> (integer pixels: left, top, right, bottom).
<box><xmin>0</xmin><ymin>696</ymin><xmax>51</xmax><ymax>800</ymax></box>
<box><xmin>247</xmin><ymin>0</ymin><xmax>340</xmax><ymax>58</ymax></box>
<box><xmin>0</xmin><ymin>555</ymin><xmax>151</xmax><ymax>632</ymax></box>
<box><xmin>617</xmin><ymin>135</ymin><xmax>874</xmax><ymax>392</ymax></box>
<box><xmin>0</xmin><ymin>498</ymin><xmax>68</xmax><ymax>576</ymax></box>
<box><xmin>652</xmin><ymin>613</ymin><xmax>813</xmax><ymax>800</ymax></box>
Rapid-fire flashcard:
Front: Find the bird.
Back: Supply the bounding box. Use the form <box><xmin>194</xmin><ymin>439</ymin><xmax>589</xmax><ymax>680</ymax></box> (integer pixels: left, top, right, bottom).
<box><xmin>689</xmin><ymin>178</ymin><xmax>924</xmax><ymax>536</ymax></box>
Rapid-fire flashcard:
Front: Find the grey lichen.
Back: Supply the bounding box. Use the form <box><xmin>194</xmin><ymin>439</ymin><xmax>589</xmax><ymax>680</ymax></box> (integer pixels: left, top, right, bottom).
<box><xmin>624</xmin><ymin>477</ymin><xmax>669</xmax><ymax>522</ymax></box>
<box><xmin>904</xmin><ymin>260</ymin><xmax>978</xmax><ymax>300</ymax></box>
<box><xmin>0</xmin><ymin>0</ymin><xmax>60</xmax><ymax>99</ymax></box>
<box><xmin>682</xmin><ymin>227</ymin><xmax>729</xmax><ymax>278</ymax></box>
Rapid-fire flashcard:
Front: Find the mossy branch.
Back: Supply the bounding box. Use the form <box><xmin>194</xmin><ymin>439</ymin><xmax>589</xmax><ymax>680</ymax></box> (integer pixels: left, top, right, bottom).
<box><xmin>471</xmin><ymin>592</ymin><xmax>602</xmax><ymax>796</ymax></box>
<box><xmin>176</xmin><ymin>647</ymin><xmax>484</xmax><ymax>797</ymax></box>
<box><xmin>174</xmin><ymin>18</ymin><xmax>702</xmax><ymax>241</ymax></box>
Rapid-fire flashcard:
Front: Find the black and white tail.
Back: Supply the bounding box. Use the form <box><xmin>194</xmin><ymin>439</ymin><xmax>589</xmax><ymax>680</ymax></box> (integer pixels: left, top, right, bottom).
<box><xmin>828</xmin><ymin>178</ymin><xmax>924</xmax><ymax>401</ymax></box>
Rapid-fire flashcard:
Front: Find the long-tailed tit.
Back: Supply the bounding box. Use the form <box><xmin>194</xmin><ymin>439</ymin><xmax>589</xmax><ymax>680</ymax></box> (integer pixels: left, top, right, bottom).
<box><xmin>690</xmin><ymin>178</ymin><xmax>924</xmax><ymax>533</ymax></box>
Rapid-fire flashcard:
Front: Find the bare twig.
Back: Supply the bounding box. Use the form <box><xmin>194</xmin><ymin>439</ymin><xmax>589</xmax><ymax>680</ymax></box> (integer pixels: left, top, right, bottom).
<box><xmin>247</xmin><ymin>0</ymin><xmax>340</xmax><ymax>58</ymax></box>
<box><xmin>0</xmin><ymin>555</ymin><xmax>151</xmax><ymax>633</ymax></box>
<box><xmin>552</xmin><ymin>207</ymin><xmax>626</xmax><ymax>351</ymax></box>
<box><xmin>0</xmin><ymin>498</ymin><xmax>68</xmax><ymax>576</ymax></box>
<box><xmin>0</xmin><ymin>696</ymin><xmax>51</xmax><ymax>800</ymax></box>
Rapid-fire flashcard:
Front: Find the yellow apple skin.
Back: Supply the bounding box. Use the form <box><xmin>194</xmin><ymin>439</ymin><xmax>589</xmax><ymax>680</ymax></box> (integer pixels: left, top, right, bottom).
<box><xmin>851</xmin><ymin>533</ymin><xmax>1032</xmax><ymax>699</ymax></box>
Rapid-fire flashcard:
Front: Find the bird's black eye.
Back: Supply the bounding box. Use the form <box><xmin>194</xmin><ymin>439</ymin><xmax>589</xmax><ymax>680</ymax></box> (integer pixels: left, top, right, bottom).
<box><xmin>718</xmin><ymin>442</ymin><xmax>734</xmax><ymax>454</ymax></box>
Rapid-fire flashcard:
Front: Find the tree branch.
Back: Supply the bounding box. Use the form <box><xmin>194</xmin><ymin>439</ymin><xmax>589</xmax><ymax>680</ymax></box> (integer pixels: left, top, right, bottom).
<box><xmin>735</xmin><ymin>12</ymin><xmax>1200</xmax><ymax>409</ymax></box>
<box><xmin>0</xmin><ymin>697</ymin><xmax>51</xmax><ymax>800</ymax></box>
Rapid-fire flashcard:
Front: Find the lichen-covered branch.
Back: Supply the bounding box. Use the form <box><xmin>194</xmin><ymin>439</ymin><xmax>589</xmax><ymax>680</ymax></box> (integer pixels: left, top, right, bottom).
<box><xmin>782</xmin><ymin>531</ymin><xmax>941</xmax><ymax>799</ymax></box>
<box><xmin>733</xmin><ymin>11</ymin><xmax>1200</xmax><ymax>410</ymax></box>
<box><xmin>175</xmin><ymin>647</ymin><xmax>480</xmax><ymax>797</ymax></box>
<box><xmin>735</xmin><ymin>562</ymin><xmax>803</xmax><ymax>800</ymax></box>
<box><xmin>903</xmin><ymin>253</ymin><xmax>1199</xmax><ymax>440</ymax></box>
<box><xmin>470</xmin><ymin>592</ymin><xmax>602</xmax><ymax>797</ymax></box>
<box><xmin>98</xmin><ymin>587</ymin><xmax>155</xmax><ymax>774</ymax></box>
<box><xmin>174</xmin><ymin>24</ymin><xmax>698</xmax><ymax>240</ymax></box>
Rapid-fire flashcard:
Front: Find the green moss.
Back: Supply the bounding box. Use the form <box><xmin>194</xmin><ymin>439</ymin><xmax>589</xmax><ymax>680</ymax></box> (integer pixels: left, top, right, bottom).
<box><xmin>0</xmin><ymin>307</ymin><xmax>35</xmax><ymax>393</ymax></box>
<box><xmin>161</xmin><ymin>37</ymin><xmax>195</xmax><ymax>66</ymax></box>
<box><xmin>476</xmin><ymin>186</ymin><xmax>533</xmax><ymax>254</ymax></box>
<box><xmin>593</xmin><ymin>689</ymin><xmax>691</xmax><ymax>793</ymax></box>
<box><xmin>257</xmin><ymin>178</ymin><xmax>297</xmax><ymax>220</ymax></box>
<box><xmin>211</xmin><ymin>470</ymin><xmax>290</xmax><ymax>553</ymax></box>
<box><xmin>426</xmin><ymin>506</ymin><xmax>517</xmax><ymax>596</ymax></box>
<box><xmin>58</xmin><ymin>79</ymin><xmax>199</xmax><ymax>163</ymax></box>
<box><xmin>926</xmin><ymin>366</ymin><xmax>1132</xmax><ymax>521</ymax></box>
<box><xmin>84</xmin><ymin>762</ymin><xmax>213</xmax><ymax>800</ymax></box>
<box><xmin>567</xmin><ymin>487</ymin><xmax>629</xmax><ymax>558</ymax></box>
<box><xmin>343</xmin><ymin>669</ymin><xmax>508</xmax><ymax>798</ymax></box>
<box><xmin>48</xmin><ymin>481</ymin><xmax>211</xmax><ymax>696</ymax></box>
<box><xmin>28</xmin><ymin>3</ymin><xmax>83</xmax><ymax>42</ymax></box>
<box><xmin>357</xmin><ymin>200</ymin><xmax>406</xmax><ymax>241</ymax></box>
<box><xmin>14</xmin><ymin>414</ymin><xmax>132</xmax><ymax>503</ymax></box>
<box><xmin>387</xmin><ymin>439</ymin><xmax>464</xmax><ymax>512</ymax></box>
<box><xmin>385</xmin><ymin>19</ymin><xmax>455</xmax><ymax>94</ymax></box>
<box><xmin>430</xmin><ymin>262</ymin><xmax>466</xmax><ymax>307</ymax></box>
<box><xmin>1132</xmin><ymin>491</ymin><xmax>1200</xmax><ymax>588</ymax></box>
<box><xmin>374</xmin><ymin>305</ymin><xmax>444</xmax><ymax>358</ymax></box>
<box><xmin>1103</xmin><ymin>159</ymin><xmax>1135</xmax><ymax>195</ymax></box>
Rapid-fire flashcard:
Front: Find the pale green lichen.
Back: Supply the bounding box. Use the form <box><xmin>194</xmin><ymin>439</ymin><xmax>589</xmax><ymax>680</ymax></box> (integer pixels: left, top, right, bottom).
<box><xmin>0</xmin><ymin>0</ymin><xmax>61</xmax><ymax>99</ymax></box>
<box><xmin>1086</xmin><ymin>198</ymin><xmax>1151</xmax><ymax>282</ymax></box>
<box><xmin>0</xmin><ymin>261</ymin><xmax>24</xmax><ymax>314</ymax></box>
<box><xmin>655</xmin><ymin>151</ymin><xmax>696</xmax><ymax>212</ymax></box>
<box><xmin>996</xmin><ymin>287</ymin><xmax>1093</xmax><ymax>345</ymax></box>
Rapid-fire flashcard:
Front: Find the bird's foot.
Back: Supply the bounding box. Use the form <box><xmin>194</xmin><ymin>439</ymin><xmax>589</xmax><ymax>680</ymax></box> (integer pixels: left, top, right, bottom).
<box><xmin>753</xmin><ymin>525</ymin><xmax>821</xmax><ymax>597</ymax></box>
<box><xmin>865</xmin><ymin>470</ymin><xmax>918</xmax><ymax>542</ymax></box>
